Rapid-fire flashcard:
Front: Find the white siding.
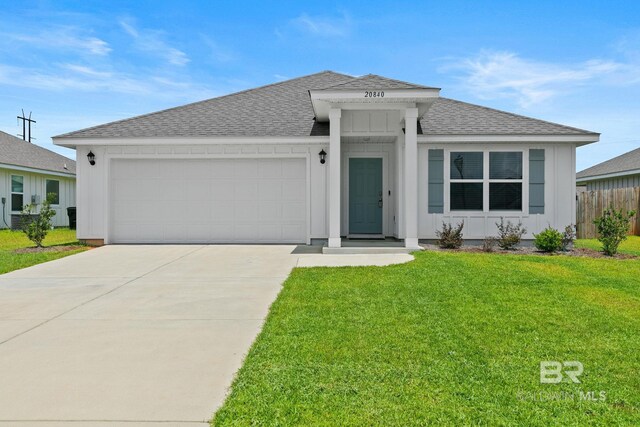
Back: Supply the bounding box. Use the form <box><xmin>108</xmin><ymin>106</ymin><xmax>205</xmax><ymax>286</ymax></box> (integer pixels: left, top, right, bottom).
<box><xmin>74</xmin><ymin>139</ymin><xmax>578</xmax><ymax>243</ymax></box>
<box><xmin>418</xmin><ymin>143</ymin><xmax>576</xmax><ymax>239</ymax></box>
<box><xmin>0</xmin><ymin>167</ymin><xmax>75</xmax><ymax>229</ymax></box>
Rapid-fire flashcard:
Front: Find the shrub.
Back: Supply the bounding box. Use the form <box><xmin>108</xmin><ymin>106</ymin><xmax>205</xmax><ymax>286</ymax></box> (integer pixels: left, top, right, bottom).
<box><xmin>561</xmin><ymin>224</ymin><xmax>576</xmax><ymax>251</ymax></box>
<box><xmin>436</xmin><ymin>221</ymin><xmax>464</xmax><ymax>249</ymax></box>
<box><xmin>482</xmin><ymin>237</ymin><xmax>497</xmax><ymax>252</ymax></box>
<box><xmin>20</xmin><ymin>193</ymin><xmax>57</xmax><ymax>248</ymax></box>
<box><xmin>593</xmin><ymin>207</ymin><xmax>636</xmax><ymax>256</ymax></box>
<box><xmin>534</xmin><ymin>227</ymin><xmax>563</xmax><ymax>252</ymax></box>
<box><xmin>495</xmin><ymin>217</ymin><xmax>527</xmax><ymax>250</ymax></box>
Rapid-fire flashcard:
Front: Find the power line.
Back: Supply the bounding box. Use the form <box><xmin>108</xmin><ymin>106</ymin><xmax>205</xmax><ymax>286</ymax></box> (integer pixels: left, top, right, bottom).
<box><xmin>17</xmin><ymin>109</ymin><xmax>36</xmax><ymax>142</ymax></box>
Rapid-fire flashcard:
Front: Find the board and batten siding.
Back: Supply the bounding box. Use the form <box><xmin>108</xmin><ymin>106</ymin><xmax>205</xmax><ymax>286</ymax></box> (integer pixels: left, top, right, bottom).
<box><xmin>418</xmin><ymin>143</ymin><xmax>576</xmax><ymax>239</ymax></box>
<box><xmin>0</xmin><ymin>167</ymin><xmax>76</xmax><ymax>228</ymax></box>
<box><xmin>585</xmin><ymin>174</ymin><xmax>640</xmax><ymax>191</ymax></box>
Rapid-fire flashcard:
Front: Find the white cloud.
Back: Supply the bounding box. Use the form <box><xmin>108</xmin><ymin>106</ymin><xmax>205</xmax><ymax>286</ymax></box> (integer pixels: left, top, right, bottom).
<box><xmin>290</xmin><ymin>13</ymin><xmax>351</xmax><ymax>37</ymax></box>
<box><xmin>443</xmin><ymin>51</ymin><xmax>623</xmax><ymax>107</ymax></box>
<box><xmin>119</xmin><ymin>19</ymin><xmax>190</xmax><ymax>66</ymax></box>
<box><xmin>0</xmin><ymin>63</ymin><xmax>211</xmax><ymax>99</ymax></box>
<box><xmin>7</xmin><ymin>27</ymin><xmax>111</xmax><ymax>56</ymax></box>
<box><xmin>200</xmin><ymin>35</ymin><xmax>236</xmax><ymax>63</ymax></box>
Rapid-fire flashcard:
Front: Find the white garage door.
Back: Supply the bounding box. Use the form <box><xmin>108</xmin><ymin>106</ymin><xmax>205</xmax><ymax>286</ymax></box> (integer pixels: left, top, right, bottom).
<box><xmin>110</xmin><ymin>158</ymin><xmax>307</xmax><ymax>243</ymax></box>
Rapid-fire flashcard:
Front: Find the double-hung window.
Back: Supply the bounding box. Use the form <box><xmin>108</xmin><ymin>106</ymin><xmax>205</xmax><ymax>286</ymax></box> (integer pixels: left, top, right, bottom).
<box><xmin>449</xmin><ymin>152</ymin><xmax>483</xmax><ymax>210</ymax></box>
<box><xmin>11</xmin><ymin>175</ymin><xmax>24</xmax><ymax>212</ymax></box>
<box><xmin>489</xmin><ymin>152</ymin><xmax>523</xmax><ymax>211</ymax></box>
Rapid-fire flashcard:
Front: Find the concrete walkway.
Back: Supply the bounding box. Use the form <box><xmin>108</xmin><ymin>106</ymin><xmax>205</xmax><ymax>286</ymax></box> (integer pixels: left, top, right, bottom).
<box><xmin>0</xmin><ymin>245</ymin><xmax>412</xmax><ymax>426</ymax></box>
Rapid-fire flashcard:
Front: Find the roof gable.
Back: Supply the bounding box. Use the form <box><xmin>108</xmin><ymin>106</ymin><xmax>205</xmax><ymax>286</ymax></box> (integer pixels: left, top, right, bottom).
<box><xmin>317</xmin><ymin>74</ymin><xmax>437</xmax><ymax>90</ymax></box>
<box><xmin>577</xmin><ymin>147</ymin><xmax>640</xmax><ymax>179</ymax></box>
<box><xmin>0</xmin><ymin>131</ymin><xmax>75</xmax><ymax>175</ymax></box>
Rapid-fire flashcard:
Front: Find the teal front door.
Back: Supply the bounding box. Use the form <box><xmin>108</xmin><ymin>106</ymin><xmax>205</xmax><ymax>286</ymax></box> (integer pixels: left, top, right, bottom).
<box><xmin>349</xmin><ymin>158</ymin><xmax>383</xmax><ymax>235</ymax></box>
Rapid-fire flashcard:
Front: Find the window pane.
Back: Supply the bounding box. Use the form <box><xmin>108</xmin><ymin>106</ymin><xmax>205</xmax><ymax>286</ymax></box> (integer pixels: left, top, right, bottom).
<box><xmin>490</xmin><ymin>183</ymin><xmax>522</xmax><ymax>210</ymax></box>
<box><xmin>490</xmin><ymin>152</ymin><xmax>522</xmax><ymax>179</ymax></box>
<box><xmin>46</xmin><ymin>180</ymin><xmax>60</xmax><ymax>204</ymax></box>
<box><xmin>11</xmin><ymin>175</ymin><xmax>23</xmax><ymax>193</ymax></box>
<box><xmin>450</xmin><ymin>152</ymin><xmax>483</xmax><ymax>179</ymax></box>
<box><xmin>450</xmin><ymin>183</ymin><xmax>483</xmax><ymax>210</ymax></box>
<box><xmin>11</xmin><ymin>194</ymin><xmax>23</xmax><ymax>211</ymax></box>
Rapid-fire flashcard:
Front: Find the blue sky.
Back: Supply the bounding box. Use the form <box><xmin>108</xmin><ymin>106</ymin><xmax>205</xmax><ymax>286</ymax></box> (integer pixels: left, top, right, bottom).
<box><xmin>1</xmin><ymin>1</ymin><xmax>639</xmax><ymax>170</ymax></box>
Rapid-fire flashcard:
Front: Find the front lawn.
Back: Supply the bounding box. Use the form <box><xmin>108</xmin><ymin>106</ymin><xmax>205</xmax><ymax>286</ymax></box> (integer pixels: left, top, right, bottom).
<box><xmin>575</xmin><ymin>235</ymin><xmax>640</xmax><ymax>256</ymax></box>
<box><xmin>0</xmin><ymin>228</ymin><xmax>87</xmax><ymax>274</ymax></box>
<box><xmin>213</xmin><ymin>251</ymin><xmax>640</xmax><ymax>425</ymax></box>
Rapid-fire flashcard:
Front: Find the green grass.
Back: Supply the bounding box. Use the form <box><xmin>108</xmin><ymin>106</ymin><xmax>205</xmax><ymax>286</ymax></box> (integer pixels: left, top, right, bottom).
<box><xmin>0</xmin><ymin>228</ymin><xmax>87</xmax><ymax>274</ymax></box>
<box><xmin>575</xmin><ymin>236</ymin><xmax>640</xmax><ymax>256</ymax></box>
<box><xmin>213</xmin><ymin>251</ymin><xmax>640</xmax><ymax>426</ymax></box>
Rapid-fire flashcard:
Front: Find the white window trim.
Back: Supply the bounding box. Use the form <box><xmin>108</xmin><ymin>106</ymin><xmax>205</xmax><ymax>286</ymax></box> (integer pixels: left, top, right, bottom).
<box><xmin>11</xmin><ymin>174</ymin><xmax>24</xmax><ymax>212</ymax></box>
<box><xmin>445</xmin><ymin>149</ymin><xmax>529</xmax><ymax>214</ymax></box>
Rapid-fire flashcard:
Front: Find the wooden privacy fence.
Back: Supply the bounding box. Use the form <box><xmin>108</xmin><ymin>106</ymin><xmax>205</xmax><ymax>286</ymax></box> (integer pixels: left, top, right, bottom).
<box><xmin>576</xmin><ymin>187</ymin><xmax>640</xmax><ymax>239</ymax></box>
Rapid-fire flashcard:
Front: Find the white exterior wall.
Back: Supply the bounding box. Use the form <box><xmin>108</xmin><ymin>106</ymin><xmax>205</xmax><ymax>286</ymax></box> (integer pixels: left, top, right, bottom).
<box><xmin>75</xmin><ymin>143</ymin><xmax>330</xmax><ymax>243</ymax></box>
<box><xmin>418</xmin><ymin>142</ymin><xmax>577</xmax><ymax>239</ymax></box>
<box><xmin>0</xmin><ymin>166</ymin><xmax>75</xmax><ymax>228</ymax></box>
<box><xmin>71</xmin><ymin>125</ymin><xmax>579</xmax><ymax>242</ymax></box>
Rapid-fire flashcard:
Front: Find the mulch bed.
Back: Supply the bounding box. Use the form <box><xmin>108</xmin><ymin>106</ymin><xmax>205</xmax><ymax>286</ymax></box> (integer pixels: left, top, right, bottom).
<box><xmin>13</xmin><ymin>245</ymin><xmax>86</xmax><ymax>254</ymax></box>
<box><xmin>421</xmin><ymin>244</ymin><xmax>638</xmax><ymax>259</ymax></box>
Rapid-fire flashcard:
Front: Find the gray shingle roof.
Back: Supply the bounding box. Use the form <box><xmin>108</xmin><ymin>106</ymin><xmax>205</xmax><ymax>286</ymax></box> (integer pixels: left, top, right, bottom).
<box><xmin>318</xmin><ymin>74</ymin><xmax>437</xmax><ymax>90</ymax></box>
<box><xmin>55</xmin><ymin>71</ymin><xmax>597</xmax><ymax>140</ymax></box>
<box><xmin>422</xmin><ymin>98</ymin><xmax>596</xmax><ymax>135</ymax></box>
<box><xmin>577</xmin><ymin>147</ymin><xmax>640</xmax><ymax>180</ymax></box>
<box><xmin>0</xmin><ymin>130</ymin><xmax>75</xmax><ymax>175</ymax></box>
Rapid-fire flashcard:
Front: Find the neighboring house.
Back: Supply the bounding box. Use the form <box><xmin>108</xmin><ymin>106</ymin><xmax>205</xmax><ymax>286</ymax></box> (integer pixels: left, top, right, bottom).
<box><xmin>53</xmin><ymin>72</ymin><xmax>599</xmax><ymax>248</ymax></box>
<box><xmin>576</xmin><ymin>146</ymin><xmax>640</xmax><ymax>191</ymax></box>
<box><xmin>0</xmin><ymin>130</ymin><xmax>76</xmax><ymax>229</ymax></box>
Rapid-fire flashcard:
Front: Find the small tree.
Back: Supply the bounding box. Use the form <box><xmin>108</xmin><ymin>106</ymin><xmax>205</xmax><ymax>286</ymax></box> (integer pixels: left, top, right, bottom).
<box><xmin>436</xmin><ymin>221</ymin><xmax>464</xmax><ymax>249</ymax></box>
<box><xmin>593</xmin><ymin>207</ymin><xmax>636</xmax><ymax>256</ymax></box>
<box><xmin>20</xmin><ymin>193</ymin><xmax>57</xmax><ymax>248</ymax></box>
<box><xmin>495</xmin><ymin>217</ymin><xmax>527</xmax><ymax>250</ymax></box>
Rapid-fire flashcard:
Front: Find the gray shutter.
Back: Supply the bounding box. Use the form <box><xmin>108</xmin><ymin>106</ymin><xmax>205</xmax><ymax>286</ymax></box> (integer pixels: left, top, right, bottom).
<box><xmin>529</xmin><ymin>149</ymin><xmax>545</xmax><ymax>214</ymax></box>
<box><xmin>428</xmin><ymin>149</ymin><xmax>444</xmax><ymax>213</ymax></box>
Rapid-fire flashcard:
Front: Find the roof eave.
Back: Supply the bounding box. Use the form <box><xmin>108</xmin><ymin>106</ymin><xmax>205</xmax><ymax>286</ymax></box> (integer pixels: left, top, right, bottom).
<box><xmin>576</xmin><ymin>168</ymin><xmax>640</xmax><ymax>183</ymax></box>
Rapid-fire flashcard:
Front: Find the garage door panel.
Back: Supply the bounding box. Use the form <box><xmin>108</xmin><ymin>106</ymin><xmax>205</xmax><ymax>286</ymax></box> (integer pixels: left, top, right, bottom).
<box><xmin>234</xmin><ymin>181</ymin><xmax>259</xmax><ymax>200</ymax></box>
<box><xmin>111</xmin><ymin>158</ymin><xmax>306</xmax><ymax>243</ymax></box>
<box><xmin>282</xmin><ymin>180</ymin><xmax>305</xmax><ymax>200</ymax></box>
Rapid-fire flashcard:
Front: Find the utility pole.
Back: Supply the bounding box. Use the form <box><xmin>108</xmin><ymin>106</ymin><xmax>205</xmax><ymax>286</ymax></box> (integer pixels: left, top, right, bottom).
<box><xmin>17</xmin><ymin>109</ymin><xmax>36</xmax><ymax>142</ymax></box>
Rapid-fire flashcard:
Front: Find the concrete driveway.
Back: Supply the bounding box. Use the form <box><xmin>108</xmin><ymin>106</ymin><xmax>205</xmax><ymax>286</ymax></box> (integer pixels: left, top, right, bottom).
<box><xmin>0</xmin><ymin>245</ymin><xmax>412</xmax><ymax>426</ymax></box>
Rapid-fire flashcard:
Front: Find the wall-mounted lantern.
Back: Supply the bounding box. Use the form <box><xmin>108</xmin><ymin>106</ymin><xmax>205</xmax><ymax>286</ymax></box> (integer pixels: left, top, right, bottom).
<box><xmin>319</xmin><ymin>149</ymin><xmax>327</xmax><ymax>164</ymax></box>
<box><xmin>87</xmin><ymin>151</ymin><xmax>96</xmax><ymax>166</ymax></box>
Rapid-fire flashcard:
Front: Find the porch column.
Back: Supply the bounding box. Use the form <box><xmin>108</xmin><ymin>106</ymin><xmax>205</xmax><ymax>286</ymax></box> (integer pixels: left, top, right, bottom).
<box><xmin>328</xmin><ymin>108</ymin><xmax>342</xmax><ymax>248</ymax></box>
<box><xmin>404</xmin><ymin>107</ymin><xmax>419</xmax><ymax>248</ymax></box>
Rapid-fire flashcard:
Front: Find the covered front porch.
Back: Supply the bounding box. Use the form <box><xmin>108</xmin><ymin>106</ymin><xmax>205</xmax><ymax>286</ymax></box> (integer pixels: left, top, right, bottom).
<box><xmin>309</xmin><ymin>79</ymin><xmax>440</xmax><ymax>252</ymax></box>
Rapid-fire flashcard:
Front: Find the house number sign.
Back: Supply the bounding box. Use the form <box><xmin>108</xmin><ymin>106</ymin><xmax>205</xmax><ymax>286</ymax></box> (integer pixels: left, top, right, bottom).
<box><xmin>364</xmin><ymin>91</ymin><xmax>384</xmax><ymax>98</ymax></box>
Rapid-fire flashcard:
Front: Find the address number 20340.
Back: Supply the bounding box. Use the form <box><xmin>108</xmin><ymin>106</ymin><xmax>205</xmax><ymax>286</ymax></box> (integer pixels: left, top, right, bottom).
<box><xmin>364</xmin><ymin>91</ymin><xmax>384</xmax><ymax>98</ymax></box>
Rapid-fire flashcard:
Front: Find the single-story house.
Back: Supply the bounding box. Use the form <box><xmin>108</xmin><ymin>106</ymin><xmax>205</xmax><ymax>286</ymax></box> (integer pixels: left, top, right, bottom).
<box><xmin>1</xmin><ymin>130</ymin><xmax>76</xmax><ymax>229</ymax></box>
<box><xmin>577</xmin><ymin>146</ymin><xmax>640</xmax><ymax>191</ymax></box>
<box><xmin>53</xmin><ymin>71</ymin><xmax>599</xmax><ymax>249</ymax></box>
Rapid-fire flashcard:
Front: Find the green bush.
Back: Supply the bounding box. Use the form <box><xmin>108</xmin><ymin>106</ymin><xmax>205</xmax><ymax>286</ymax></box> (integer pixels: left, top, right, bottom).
<box><xmin>495</xmin><ymin>217</ymin><xmax>527</xmax><ymax>250</ymax></box>
<box><xmin>534</xmin><ymin>227</ymin><xmax>563</xmax><ymax>252</ymax></box>
<box><xmin>594</xmin><ymin>207</ymin><xmax>636</xmax><ymax>256</ymax></box>
<box><xmin>436</xmin><ymin>221</ymin><xmax>464</xmax><ymax>249</ymax></box>
<box><xmin>20</xmin><ymin>193</ymin><xmax>57</xmax><ymax>248</ymax></box>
